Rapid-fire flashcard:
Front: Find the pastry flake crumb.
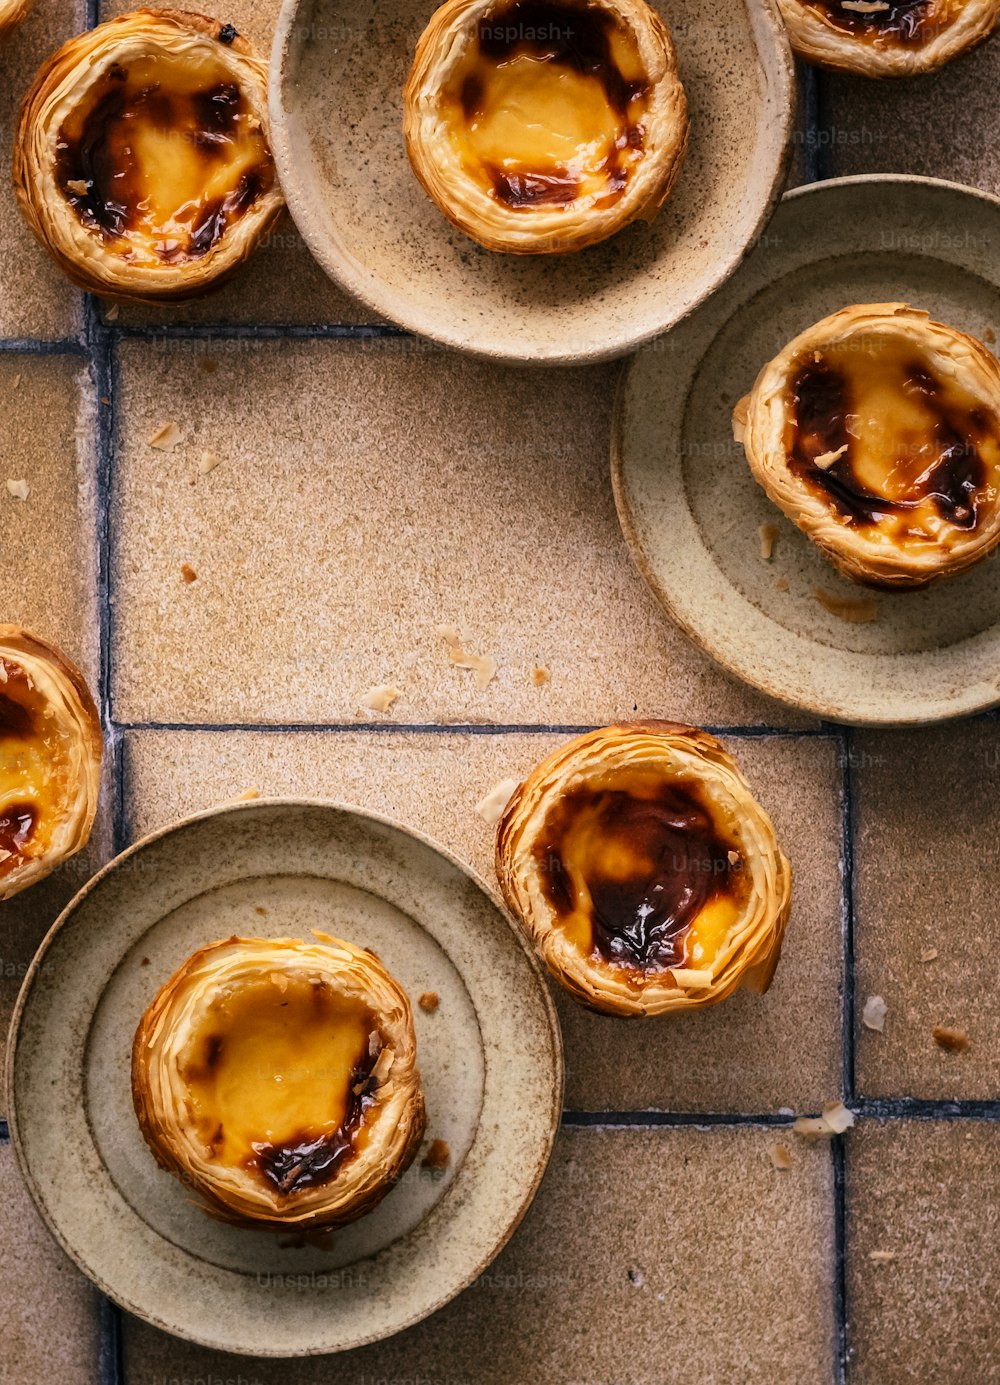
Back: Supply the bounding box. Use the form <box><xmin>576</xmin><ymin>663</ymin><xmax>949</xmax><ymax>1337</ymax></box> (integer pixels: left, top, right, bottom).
<box><xmin>727</xmin><ymin>849</ymin><xmax>741</xmax><ymax>866</ymax></box>
<box><xmin>197</xmin><ymin>449</ymin><xmax>221</xmax><ymax>474</ymax></box>
<box><xmin>180</xmin><ymin>562</ymin><xmax>198</xmax><ymax>584</ymax></box>
<box><xmin>66</xmin><ymin>178</ymin><xmax>88</xmax><ymax>194</ymax></box>
<box><xmin>932</xmin><ymin>1024</ymin><xmax>969</xmax><ymax>1052</ymax></box>
<box><xmin>984</xmin><ymin>327</ymin><xmax>996</xmax><ymax>345</ymax></box>
<box><xmin>236</xmin><ymin>787</ymin><xmax>260</xmax><ymax>801</ymax></box>
<box><xmin>813</xmin><ymin>444</ymin><xmax>849</xmax><ymax>470</ymax></box>
<box><xmin>668</xmin><ymin>966</ymin><xmax>714</xmax><ymax>988</ymax></box>
<box><xmin>842</xmin><ymin>0</ymin><xmax>890</xmax><ymax>11</ymax></box>
<box><xmin>862</xmin><ymin>995</ymin><xmax>887</xmax><ymax>1033</ymax></box>
<box><xmin>5</xmin><ymin>478</ymin><xmax>29</xmax><ymax>501</ymax></box>
<box><xmin>475</xmin><ymin>776</ymin><xmax>520</xmax><ymax>825</ymax></box>
<box><xmin>418</xmin><ymin>991</ymin><xmax>439</xmax><ymax>1013</ymax></box>
<box><xmin>422</xmin><ymin>1138</ymin><xmax>450</xmax><ymax>1170</ymax></box>
<box><xmin>775</xmin><ymin>575</ymin><xmax>790</xmax><ymax>592</ymax></box>
<box><xmin>731</xmin><ymin>394</ymin><xmax>750</xmax><ymax>444</ymax></box>
<box><xmin>768</xmin><ymin>1141</ymin><xmax>792</xmax><ymax>1171</ymax></box>
<box><xmin>758</xmin><ymin>523</ymin><xmax>778</xmax><ymax>561</ymax></box>
<box><xmin>920</xmin><ymin>947</ymin><xmax>939</xmax><ymax>963</ymax></box>
<box><xmin>11</xmin><ymin>373</ymin><xmax>20</xmax><ymax>390</ymax></box>
<box><xmin>149</xmin><ymin>421</ymin><xmax>183</xmax><ymax>451</ymax></box>
<box><xmin>869</xmin><ymin>1250</ymin><xmax>897</xmax><ymax>1263</ymax></box>
<box><xmin>104</xmin><ymin>303</ymin><xmax>120</xmax><ymax>322</ymax></box>
<box><xmin>532</xmin><ymin>664</ymin><xmax>551</xmax><ymax>686</ymax></box>
<box><xmin>436</xmin><ymin>624</ymin><xmax>497</xmax><ymax>690</ymax></box>
<box><xmin>370</xmin><ymin>1047</ymin><xmax>395</xmax><ymax>1087</ymax></box>
<box><xmin>793</xmin><ymin>1100</ymin><xmax>855</xmax><ymax>1140</ymax></box>
<box><xmin>814</xmin><ymin>588</ymin><xmax>879</xmax><ymax>623</ymax></box>
<box><xmin>360</xmin><ymin>684</ymin><xmax>401</xmax><ymax>714</ymax></box>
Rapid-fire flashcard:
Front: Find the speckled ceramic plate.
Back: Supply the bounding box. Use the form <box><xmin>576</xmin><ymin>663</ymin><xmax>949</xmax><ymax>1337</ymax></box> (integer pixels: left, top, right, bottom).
<box><xmin>269</xmin><ymin>0</ymin><xmax>794</xmax><ymax>363</ymax></box>
<box><xmin>614</xmin><ymin>175</ymin><xmax>1000</xmax><ymax>726</ymax></box>
<box><xmin>6</xmin><ymin>800</ymin><xmax>563</xmax><ymax>1357</ymax></box>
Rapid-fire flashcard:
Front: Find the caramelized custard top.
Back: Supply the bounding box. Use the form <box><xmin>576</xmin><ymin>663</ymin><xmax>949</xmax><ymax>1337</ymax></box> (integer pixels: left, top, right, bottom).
<box><xmin>534</xmin><ymin>770</ymin><xmax>747</xmax><ymax>975</ymax></box>
<box><xmin>180</xmin><ymin>974</ymin><xmax>381</xmax><ymax>1196</ymax></box>
<box><xmin>55</xmin><ymin>48</ymin><xmax>274</xmax><ymax>265</ymax></box>
<box><xmin>0</xmin><ymin>659</ymin><xmax>72</xmax><ymax>883</ymax></box>
<box><xmin>802</xmin><ymin>0</ymin><xmax>946</xmax><ymax>45</ymax></box>
<box><xmin>786</xmin><ymin>335</ymin><xmax>1000</xmax><ymax>546</ymax></box>
<box><xmin>440</xmin><ymin>0</ymin><xmax>651</xmax><ymax>211</ymax></box>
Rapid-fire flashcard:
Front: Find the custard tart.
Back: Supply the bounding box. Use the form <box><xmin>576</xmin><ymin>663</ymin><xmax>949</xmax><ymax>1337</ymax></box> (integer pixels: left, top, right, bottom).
<box><xmin>735</xmin><ymin>304</ymin><xmax>1000</xmax><ymax>589</ymax></box>
<box><xmin>0</xmin><ymin>0</ymin><xmax>34</xmax><ymax>40</ymax></box>
<box><xmin>132</xmin><ymin>934</ymin><xmax>426</xmax><ymax>1229</ymax></box>
<box><xmin>403</xmin><ymin>0</ymin><xmax>688</xmax><ymax>254</ymax></box>
<box><xmin>776</xmin><ymin>0</ymin><xmax>1000</xmax><ymax>76</ymax></box>
<box><xmin>496</xmin><ymin>723</ymin><xmax>791</xmax><ymax>1017</ymax></box>
<box><xmin>0</xmin><ymin>627</ymin><xmax>102</xmax><ymax>902</ymax></box>
<box><xmin>13</xmin><ymin>9</ymin><xmax>284</xmax><ymax>300</ymax></box>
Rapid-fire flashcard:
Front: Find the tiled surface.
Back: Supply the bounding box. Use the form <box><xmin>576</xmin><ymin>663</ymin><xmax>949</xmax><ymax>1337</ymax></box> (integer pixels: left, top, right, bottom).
<box><xmin>123</xmin><ymin>1126</ymin><xmax>835</xmax><ymax>1385</ymax></box>
<box><xmin>0</xmin><ymin>0</ymin><xmax>997</xmax><ymax>1379</ymax></box>
<box><xmin>846</xmin><ymin>1120</ymin><xmax>1000</xmax><ymax>1385</ymax></box>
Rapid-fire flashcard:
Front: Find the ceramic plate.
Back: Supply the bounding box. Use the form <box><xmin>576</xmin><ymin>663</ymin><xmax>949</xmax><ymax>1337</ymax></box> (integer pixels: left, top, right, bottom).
<box><xmin>613</xmin><ymin>175</ymin><xmax>1000</xmax><ymax>726</ymax></box>
<box><xmin>7</xmin><ymin>800</ymin><xmax>563</xmax><ymax>1356</ymax></box>
<box><xmin>269</xmin><ymin>0</ymin><xmax>794</xmax><ymax>363</ymax></box>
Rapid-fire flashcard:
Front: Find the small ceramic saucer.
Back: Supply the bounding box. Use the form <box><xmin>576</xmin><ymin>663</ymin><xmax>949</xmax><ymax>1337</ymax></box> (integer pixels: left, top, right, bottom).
<box><xmin>7</xmin><ymin>800</ymin><xmax>563</xmax><ymax>1356</ymax></box>
<box><xmin>614</xmin><ymin>175</ymin><xmax>1000</xmax><ymax>726</ymax></box>
<box><xmin>269</xmin><ymin>0</ymin><xmax>794</xmax><ymax>363</ymax></box>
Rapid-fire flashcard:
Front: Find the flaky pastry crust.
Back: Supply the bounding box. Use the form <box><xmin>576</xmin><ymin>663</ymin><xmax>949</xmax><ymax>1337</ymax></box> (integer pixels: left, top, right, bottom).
<box><xmin>132</xmin><ymin>934</ymin><xmax>426</xmax><ymax>1230</ymax></box>
<box><xmin>776</xmin><ymin>0</ymin><xmax>1000</xmax><ymax>76</ymax></box>
<box><xmin>13</xmin><ymin>9</ymin><xmax>284</xmax><ymax>300</ymax></box>
<box><xmin>0</xmin><ymin>626</ymin><xmax>102</xmax><ymax>901</ymax></box>
<box><xmin>0</xmin><ymin>0</ymin><xmax>35</xmax><ymax>40</ymax></box>
<box><xmin>496</xmin><ymin>723</ymin><xmax>791</xmax><ymax>1017</ymax></box>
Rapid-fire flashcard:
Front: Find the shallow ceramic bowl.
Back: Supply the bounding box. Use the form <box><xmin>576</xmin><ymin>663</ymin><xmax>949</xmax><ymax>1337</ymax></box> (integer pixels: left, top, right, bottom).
<box><xmin>613</xmin><ymin>175</ymin><xmax>1000</xmax><ymax>726</ymax></box>
<box><xmin>269</xmin><ymin>0</ymin><xmax>794</xmax><ymax>363</ymax></box>
<box><xmin>6</xmin><ymin>800</ymin><xmax>563</xmax><ymax>1356</ymax></box>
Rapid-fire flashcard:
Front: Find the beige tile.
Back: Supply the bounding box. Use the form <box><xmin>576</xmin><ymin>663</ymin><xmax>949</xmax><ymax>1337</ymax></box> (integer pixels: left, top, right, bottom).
<box><xmin>122</xmin><ymin>1124</ymin><xmax>835</xmax><ymax>1384</ymax></box>
<box><xmin>110</xmin><ymin>338</ymin><xmax>805</xmax><ymax>727</ymax></box>
<box><xmin>846</xmin><ymin>1118</ymin><xmax>1000</xmax><ymax>1385</ymax></box>
<box><xmin>818</xmin><ymin>41</ymin><xmax>1000</xmax><ymax>187</ymax></box>
<box><xmin>122</xmin><ymin>727</ymin><xmax>842</xmax><ymax>1113</ymax></box>
<box><xmin>0</xmin><ymin>1143</ymin><xmax>101</xmax><ymax>1385</ymax></box>
<box><xmin>853</xmin><ymin>724</ymin><xmax>1000</xmax><ymax>1100</ymax></box>
<box><xmin>0</xmin><ymin>0</ymin><xmax>85</xmax><ymax>339</ymax></box>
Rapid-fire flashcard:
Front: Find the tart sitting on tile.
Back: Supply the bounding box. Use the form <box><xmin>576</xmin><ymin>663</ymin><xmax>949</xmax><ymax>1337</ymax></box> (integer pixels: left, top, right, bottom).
<box><xmin>403</xmin><ymin>0</ymin><xmax>688</xmax><ymax>254</ymax></box>
<box><xmin>13</xmin><ymin>9</ymin><xmax>284</xmax><ymax>300</ymax></box>
<box><xmin>776</xmin><ymin>0</ymin><xmax>1000</xmax><ymax>76</ymax></box>
<box><xmin>0</xmin><ymin>626</ymin><xmax>102</xmax><ymax>902</ymax></box>
<box><xmin>734</xmin><ymin>304</ymin><xmax>1000</xmax><ymax>590</ymax></box>
<box><xmin>132</xmin><ymin>934</ymin><xmax>426</xmax><ymax>1229</ymax></box>
<box><xmin>495</xmin><ymin>724</ymin><xmax>791</xmax><ymax>1017</ymax></box>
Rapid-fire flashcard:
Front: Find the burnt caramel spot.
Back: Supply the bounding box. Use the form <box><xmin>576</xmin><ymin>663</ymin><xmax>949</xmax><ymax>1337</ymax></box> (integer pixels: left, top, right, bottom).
<box><xmin>0</xmin><ymin>803</ymin><xmax>38</xmax><ymax>864</ymax></box>
<box><xmin>537</xmin><ymin>779</ymin><xmax>740</xmax><ymax>972</ymax></box>
<box><xmin>488</xmin><ymin>167</ymin><xmax>580</xmax><ymax>207</ymax></box>
<box><xmin>789</xmin><ymin>358</ymin><xmax>995</xmax><ymax>532</ymax></box>
<box><xmin>805</xmin><ymin>0</ymin><xmax>937</xmax><ymax>43</ymax></box>
<box><xmin>0</xmin><ymin>691</ymin><xmax>35</xmax><ymax>741</ymax></box>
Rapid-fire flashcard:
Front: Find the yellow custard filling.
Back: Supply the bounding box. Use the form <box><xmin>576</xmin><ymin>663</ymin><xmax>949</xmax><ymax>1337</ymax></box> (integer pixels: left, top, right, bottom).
<box><xmin>55</xmin><ymin>48</ymin><xmax>273</xmax><ymax>265</ymax></box>
<box><xmin>0</xmin><ymin>659</ymin><xmax>70</xmax><ymax>881</ymax></box>
<box><xmin>180</xmin><ymin>974</ymin><xmax>379</xmax><ymax>1193</ymax></box>
<box><xmin>441</xmin><ymin>1</ymin><xmax>650</xmax><ymax>210</ymax></box>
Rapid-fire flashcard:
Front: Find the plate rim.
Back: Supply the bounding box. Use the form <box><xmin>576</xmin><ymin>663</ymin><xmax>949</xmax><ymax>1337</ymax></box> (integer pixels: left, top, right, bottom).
<box><xmin>267</xmin><ymin>0</ymin><xmax>797</xmax><ymax>365</ymax></box>
<box><xmin>611</xmin><ymin>172</ymin><xmax>1000</xmax><ymax>727</ymax></box>
<box><xmin>5</xmin><ymin>796</ymin><xmax>565</xmax><ymax>1357</ymax></box>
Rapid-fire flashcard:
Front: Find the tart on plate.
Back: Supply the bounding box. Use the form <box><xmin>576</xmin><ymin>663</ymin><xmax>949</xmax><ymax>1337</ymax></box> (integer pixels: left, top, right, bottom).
<box><xmin>403</xmin><ymin>0</ymin><xmax>688</xmax><ymax>254</ymax></box>
<box><xmin>132</xmin><ymin>933</ymin><xmax>426</xmax><ymax>1229</ymax></box>
<box><xmin>734</xmin><ymin>303</ymin><xmax>1000</xmax><ymax>589</ymax></box>
<box><xmin>13</xmin><ymin>9</ymin><xmax>284</xmax><ymax>300</ymax></box>
<box><xmin>0</xmin><ymin>626</ymin><xmax>102</xmax><ymax>902</ymax></box>
<box><xmin>776</xmin><ymin>0</ymin><xmax>1000</xmax><ymax>76</ymax></box>
<box><xmin>496</xmin><ymin>723</ymin><xmax>791</xmax><ymax>1016</ymax></box>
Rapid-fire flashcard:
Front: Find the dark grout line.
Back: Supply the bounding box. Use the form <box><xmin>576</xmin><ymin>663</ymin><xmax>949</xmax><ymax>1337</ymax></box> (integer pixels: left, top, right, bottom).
<box><xmin>799</xmin><ymin>62</ymin><xmax>823</xmax><ymax>186</ymax></box>
<box><xmin>113</xmin><ymin>321</ymin><xmax>409</xmax><ymax>342</ymax></box>
<box><xmin>110</xmin><ymin>720</ymin><xmax>839</xmax><ymax>737</ymax></box>
<box><xmin>832</xmin><ymin>1139</ymin><xmax>849</xmax><ymax>1385</ymax></box>
<box><xmin>561</xmin><ymin>1110</ymin><xmax>793</xmax><ymax>1128</ymax></box>
<box><xmin>97</xmin><ymin>1295</ymin><xmax>124</xmax><ymax>1385</ymax></box>
<box><xmin>854</xmin><ymin>1096</ymin><xmax>1000</xmax><ymax>1121</ymax></box>
<box><xmin>0</xmin><ymin>337</ymin><xmax>86</xmax><ymax>353</ymax></box>
<box><xmin>840</xmin><ymin>730</ymin><xmax>857</xmax><ymax>1101</ymax></box>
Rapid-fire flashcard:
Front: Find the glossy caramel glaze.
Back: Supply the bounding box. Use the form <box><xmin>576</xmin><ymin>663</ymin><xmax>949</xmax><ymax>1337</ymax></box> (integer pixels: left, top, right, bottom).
<box><xmin>787</xmin><ymin>341</ymin><xmax>1000</xmax><ymax>543</ymax></box>
<box><xmin>54</xmin><ymin>50</ymin><xmax>274</xmax><ymax>264</ymax></box>
<box><xmin>534</xmin><ymin>770</ymin><xmax>746</xmax><ymax>973</ymax></box>
<box><xmin>441</xmin><ymin>0</ymin><xmax>650</xmax><ymax>210</ymax></box>
<box><xmin>0</xmin><ymin>658</ymin><xmax>69</xmax><ymax>882</ymax></box>
<box><xmin>802</xmin><ymin>0</ymin><xmax>942</xmax><ymax>43</ymax></box>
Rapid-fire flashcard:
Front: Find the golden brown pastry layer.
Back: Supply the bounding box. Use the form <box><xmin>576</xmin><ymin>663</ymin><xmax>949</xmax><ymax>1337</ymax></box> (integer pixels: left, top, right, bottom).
<box><xmin>735</xmin><ymin>304</ymin><xmax>1000</xmax><ymax>589</ymax></box>
<box><xmin>496</xmin><ymin>723</ymin><xmax>791</xmax><ymax>1016</ymax></box>
<box><xmin>777</xmin><ymin>0</ymin><xmax>1000</xmax><ymax>75</ymax></box>
<box><xmin>0</xmin><ymin>626</ymin><xmax>102</xmax><ymax>901</ymax></box>
<box><xmin>13</xmin><ymin>9</ymin><xmax>284</xmax><ymax>299</ymax></box>
<box><xmin>0</xmin><ymin>0</ymin><xmax>35</xmax><ymax>40</ymax></box>
<box><xmin>132</xmin><ymin>934</ymin><xmax>426</xmax><ymax>1229</ymax></box>
<box><xmin>403</xmin><ymin>0</ymin><xmax>688</xmax><ymax>253</ymax></box>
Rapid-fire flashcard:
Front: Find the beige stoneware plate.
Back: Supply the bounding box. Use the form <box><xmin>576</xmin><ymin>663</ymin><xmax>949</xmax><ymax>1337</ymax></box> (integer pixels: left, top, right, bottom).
<box><xmin>614</xmin><ymin>175</ymin><xmax>1000</xmax><ymax>726</ymax></box>
<box><xmin>269</xmin><ymin>0</ymin><xmax>795</xmax><ymax>363</ymax></box>
<box><xmin>6</xmin><ymin>800</ymin><xmax>563</xmax><ymax>1356</ymax></box>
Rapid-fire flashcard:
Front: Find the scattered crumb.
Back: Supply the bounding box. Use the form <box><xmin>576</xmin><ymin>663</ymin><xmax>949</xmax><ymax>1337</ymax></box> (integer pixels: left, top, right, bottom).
<box><xmin>626</xmin><ymin>1267</ymin><xmax>645</xmax><ymax>1288</ymax></box>
<box><xmin>813</xmin><ymin>444</ymin><xmax>848</xmax><ymax>470</ymax></box>
<box><xmin>775</xmin><ymin>575</ymin><xmax>790</xmax><ymax>592</ymax></box>
<box><xmin>814</xmin><ymin>588</ymin><xmax>879</xmax><ymax>624</ymax></box>
<box><xmin>140</xmin><ymin>956</ymin><xmax>151</xmax><ymax>967</ymax></box>
<box><xmin>532</xmin><ymin>664</ymin><xmax>551</xmax><ymax>687</ymax></box>
<box><xmin>984</xmin><ymin>327</ymin><xmax>996</xmax><ymax>345</ymax></box>
<box><xmin>920</xmin><ymin>947</ymin><xmax>939</xmax><ymax>963</ymax></box>
<box><xmin>793</xmin><ymin>1100</ymin><xmax>855</xmax><ymax>1141</ymax></box>
<box><xmin>727</xmin><ymin>849</ymin><xmax>740</xmax><ymax>866</ymax></box>
<box><xmin>197</xmin><ymin>449</ymin><xmax>221</xmax><ymax>474</ymax></box>
<box><xmin>475</xmin><ymin>777</ymin><xmax>519</xmax><ymax>825</ymax></box>
<box><xmin>235</xmin><ymin>787</ymin><xmax>260</xmax><ymax>801</ymax></box>
<box><xmin>869</xmin><ymin>1250</ymin><xmax>897</xmax><ymax>1263</ymax></box>
<box><xmin>418</xmin><ymin>991</ymin><xmax>439</xmax><ymax>1013</ymax></box>
<box><xmin>200</xmin><ymin>357</ymin><xmax>219</xmax><ymax>374</ymax></box>
<box><xmin>66</xmin><ymin>178</ymin><xmax>88</xmax><ymax>194</ymax></box>
<box><xmin>758</xmin><ymin>523</ymin><xmax>777</xmax><ymax>561</ymax></box>
<box><xmin>149</xmin><ymin>421</ymin><xmax>183</xmax><ymax>451</ymax></box>
<box><xmin>255</xmin><ymin>906</ymin><xmax>268</xmax><ymax>916</ymax></box>
<box><xmin>422</xmin><ymin>1138</ymin><xmax>450</xmax><ymax>1170</ymax></box>
<box><xmin>180</xmin><ymin>562</ymin><xmax>198</xmax><ymax>583</ymax></box>
<box><xmin>862</xmin><ymin>995</ymin><xmax>887</xmax><ymax>1033</ymax></box>
<box><xmin>11</xmin><ymin>373</ymin><xmax>20</xmax><ymax>389</ymax></box>
<box><xmin>932</xmin><ymin>1025</ymin><xmax>969</xmax><ymax>1053</ymax></box>
<box><xmin>105</xmin><ymin>302</ymin><xmax>120</xmax><ymax>322</ymax></box>
<box><xmin>436</xmin><ymin>624</ymin><xmax>497</xmax><ymax>690</ymax></box>
<box><xmin>731</xmin><ymin>394</ymin><xmax>749</xmax><ymax>445</ymax></box>
<box><xmin>768</xmin><ymin>1141</ymin><xmax>793</xmax><ymax>1171</ymax></box>
<box><xmin>5</xmin><ymin>478</ymin><xmax>29</xmax><ymax>501</ymax></box>
<box><xmin>360</xmin><ymin>684</ymin><xmax>401</xmax><ymax>714</ymax></box>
